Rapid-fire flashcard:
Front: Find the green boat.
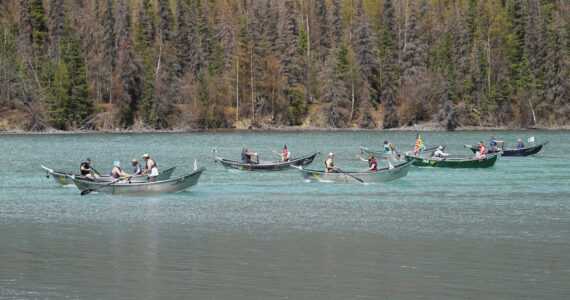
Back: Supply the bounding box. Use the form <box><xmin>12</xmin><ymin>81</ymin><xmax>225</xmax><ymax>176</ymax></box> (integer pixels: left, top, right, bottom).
<box><xmin>404</xmin><ymin>153</ymin><xmax>498</xmax><ymax>168</ymax></box>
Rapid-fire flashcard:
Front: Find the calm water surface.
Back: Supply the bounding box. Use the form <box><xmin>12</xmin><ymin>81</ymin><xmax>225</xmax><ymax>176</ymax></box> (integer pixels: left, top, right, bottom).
<box><xmin>1</xmin><ymin>131</ymin><xmax>569</xmax><ymax>299</ymax></box>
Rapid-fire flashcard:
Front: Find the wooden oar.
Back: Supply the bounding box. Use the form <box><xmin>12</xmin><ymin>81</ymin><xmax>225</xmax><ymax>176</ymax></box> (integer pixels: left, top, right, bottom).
<box><xmin>89</xmin><ymin>167</ymin><xmax>101</xmax><ymax>178</ymax></box>
<box><xmin>80</xmin><ymin>176</ymin><xmax>130</xmax><ymax>196</ymax></box>
<box><xmin>336</xmin><ymin>168</ymin><xmax>364</xmax><ymax>183</ymax></box>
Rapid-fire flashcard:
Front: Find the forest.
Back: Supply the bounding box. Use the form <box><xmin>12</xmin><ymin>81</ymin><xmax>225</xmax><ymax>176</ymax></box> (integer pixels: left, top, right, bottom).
<box><xmin>0</xmin><ymin>0</ymin><xmax>568</xmax><ymax>131</ymax></box>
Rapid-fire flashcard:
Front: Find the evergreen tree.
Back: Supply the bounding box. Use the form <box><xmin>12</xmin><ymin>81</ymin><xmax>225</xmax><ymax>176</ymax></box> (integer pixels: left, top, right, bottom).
<box><xmin>353</xmin><ymin>2</ymin><xmax>379</xmax><ymax>102</ymax></box>
<box><xmin>279</xmin><ymin>0</ymin><xmax>300</xmax><ymax>86</ymax></box>
<box><xmin>331</xmin><ymin>0</ymin><xmax>343</xmax><ymax>45</ymax></box>
<box><xmin>380</xmin><ymin>0</ymin><xmax>399</xmax><ymax>129</ymax></box>
<box><xmin>113</xmin><ymin>1</ymin><xmax>142</xmax><ymax>127</ymax></box>
<box><xmin>48</xmin><ymin>0</ymin><xmax>65</xmax><ymax>62</ymax></box>
<box><xmin>158</xmin><ymin>0</ymin><xmax>173</xmax><ymax>42</ymax></box>
<box><xmin>314</xmin><ymin>0</ymin><xmax>330</xmax><ymax>62</ymax></box>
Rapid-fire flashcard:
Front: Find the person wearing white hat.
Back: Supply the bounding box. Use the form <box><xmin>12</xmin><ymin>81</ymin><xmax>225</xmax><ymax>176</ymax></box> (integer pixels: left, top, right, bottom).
<box><xmin>325</xmin><ymin>152</ymin><xmax>339</xmax><ymax>173</ymax></box>
<box><xmin>432</xmin><ymin>145</ymin><xmax>451</xmax><ymax>159</ymax></box>
<box><xmin>141</xmin><ymin>154</ymin><xmax>159</xmax><ymax>181</ymax></box>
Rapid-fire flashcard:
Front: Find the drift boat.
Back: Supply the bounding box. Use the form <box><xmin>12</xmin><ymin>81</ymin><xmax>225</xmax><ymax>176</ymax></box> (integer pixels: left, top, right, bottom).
<box><xmin>404</xmin><ymin>153</ymin><xmax>498</xmax><ymax>168</ymax></box>
<box><xmin>214</xmin><ymin>151</ymin><xmax>319</xmax><ymax>171</ymax></box>
<box><xmin>41</xmin><ymin>165</ymin><xmax>178</xmax><ymax>185</ymax></box>
<box><xmin>71</xmin><ymin>167</ymin><xmax>205</xmax><ymax>196</ymax></box>
<box><xmin>464</xmin><ymin>142</ymin><xmax>548</xmax><ymax>157</ymax></box>
<box><xmin>298</xmin><ymin>160</ymin><xmax>413</xmax><ymax>183</ymax></box>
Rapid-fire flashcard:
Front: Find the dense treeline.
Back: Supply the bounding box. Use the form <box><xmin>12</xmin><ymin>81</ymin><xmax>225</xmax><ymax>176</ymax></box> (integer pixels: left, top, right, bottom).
<box><xmin>0</xmin><ymin>0</ymin><xmax>568</xmax><ymax>131</ymax></box>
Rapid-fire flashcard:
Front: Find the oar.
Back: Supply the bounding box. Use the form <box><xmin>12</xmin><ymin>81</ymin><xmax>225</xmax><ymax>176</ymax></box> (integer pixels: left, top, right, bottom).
<box><xmin>80</xmin><ymin>176</ymin><xmax>130</xmax><ymax>196</ymax></box>
<box><xmin>90</xmin><ymin>167</ymin><xmax>102</xmax><ymax>176</ymax></box>
<box><xmin>336</xmin><ymin>168</ymin><xmax>364</xmax><ymax>183</ymax></box>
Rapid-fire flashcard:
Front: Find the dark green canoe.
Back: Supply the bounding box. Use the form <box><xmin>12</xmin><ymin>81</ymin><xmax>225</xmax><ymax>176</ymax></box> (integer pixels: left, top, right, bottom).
<box><xmin>404</xmin><ymin>153</ymin><xmax>498</xmax><ymax>168</ymax></box>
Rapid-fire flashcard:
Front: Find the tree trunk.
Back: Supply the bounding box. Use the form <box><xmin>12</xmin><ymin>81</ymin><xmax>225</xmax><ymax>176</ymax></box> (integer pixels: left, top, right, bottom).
<box><xmin>236</xmin><ymin>59</ymin><xmax>239</xmax><ymax>121</ymax></box>
<box><xmin>155</xmin><ymin>39</ymin><xmax>162</xmax><ymax>82</ymax></box>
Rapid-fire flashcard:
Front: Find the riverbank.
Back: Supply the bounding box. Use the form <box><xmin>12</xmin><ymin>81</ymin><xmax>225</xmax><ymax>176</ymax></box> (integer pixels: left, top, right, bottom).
<box><xmin>1</xmin><ymin>124</ymin><xmax>569</xmax><ymax>134</ymax></box>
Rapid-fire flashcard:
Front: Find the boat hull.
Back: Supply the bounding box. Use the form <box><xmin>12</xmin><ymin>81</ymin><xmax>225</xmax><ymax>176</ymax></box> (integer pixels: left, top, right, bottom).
<box><xmin>71</xmin><ymin>168</ymin><xmax>205</xmax><ymax>196</ymax></box>
<box><xmin>299</xmin><ymin>161</ymin><xmax>413</xmax><ymax>183</ymax></box>
<box><xmin>360</xmin><ymin>145</ymin><xmax>443</xmax><ymax>156</ymax></box>
<box><xmin>42</xmin><ymin>165</ymin><xmax>177</xmax><ymax>185</ymax></box>
<box><xmin>404</xmin><ymin>154</ymin><xmax>498</xmax><ymax>168</ymax></box>
<box><xmin>216</xmin><ymin>152</ymin><xmax>319</xmax><ymax>171</ymax></box>
<box><xmin>465</xmin><ymin>143</ymin><xmax>547</xmax><ymax>156</ymax></box>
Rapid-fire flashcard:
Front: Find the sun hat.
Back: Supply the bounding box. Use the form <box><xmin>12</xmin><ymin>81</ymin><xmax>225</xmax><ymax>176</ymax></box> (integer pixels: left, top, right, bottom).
<box><xmin>114</xmin><ymin>160</ymin><xmax>120</xmax><ymax>167</ymax></box>
<box><xmin>329</xmin><ymin>152</ymin><xmax>334</xmax><ymax>156</ymax></box>
<box><xmin>142</xmin><ymin>154</ymin><xmax>149</xmax><ymax>158</ymax></box>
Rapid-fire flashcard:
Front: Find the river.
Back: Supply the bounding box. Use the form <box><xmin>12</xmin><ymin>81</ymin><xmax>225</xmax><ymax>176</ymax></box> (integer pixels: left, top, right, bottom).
<box><xmin>1</xmin><ymin>130</ymin><xmax>568</xmax><ymax>298</ymax></box>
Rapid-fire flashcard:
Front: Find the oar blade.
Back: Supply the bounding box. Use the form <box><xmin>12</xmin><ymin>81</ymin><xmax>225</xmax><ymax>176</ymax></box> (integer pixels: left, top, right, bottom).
<box><xmin>80</xmin><ymin>189</ymin><xmax>93</xmax><ymax>196</ymax></box>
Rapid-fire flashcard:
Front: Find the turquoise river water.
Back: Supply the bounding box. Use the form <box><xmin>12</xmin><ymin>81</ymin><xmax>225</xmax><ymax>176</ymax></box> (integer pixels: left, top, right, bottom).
<box><xmin>1</xmin><ymin>130</ymin><xmax>569</xmax><ymax>299</ymax></box>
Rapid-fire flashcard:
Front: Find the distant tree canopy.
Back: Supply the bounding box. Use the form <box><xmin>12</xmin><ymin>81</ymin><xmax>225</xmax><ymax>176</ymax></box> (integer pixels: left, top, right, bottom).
<box><xmin>0</xmin><ymin>0</ymin><xmax>568</xmax><ymax>131</ymax></box>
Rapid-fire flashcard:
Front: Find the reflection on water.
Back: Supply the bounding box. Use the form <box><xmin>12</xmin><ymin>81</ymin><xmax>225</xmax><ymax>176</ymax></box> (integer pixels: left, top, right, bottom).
<box><xmin>0</xmin><ymin>131</ymin><xmax>569</xmax><ymax>298</ymax></box>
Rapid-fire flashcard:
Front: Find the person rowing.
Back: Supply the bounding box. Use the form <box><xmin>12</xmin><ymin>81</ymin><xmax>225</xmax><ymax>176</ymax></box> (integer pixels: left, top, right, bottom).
<box><xmin>110</xmin><ymin>160</ymin><xmax>132</xmax><ymax>182</ymax></box>
<box><xmin>516</xmin><ymin>139</ymin><xmax>525</xmax><ymax>149</ymax></box>
<box><xmin>241</xmin><ymin>146</ymin><xmax>258</xmax><ymax>164</ymax></box>
<box><xmin>431</xmin><ymin>146</ymin><xmax>451</xmax><ymax>159</ymax></box>
<box><xmin>80</xmin><ymin>158</ymin><xmax>93</xmax><ymax>177</ymax></box>
<box><xmin>490</xmin><ymin>136</ymin><xmax>503</xmax><ymax>150</ymax></box>
<box><xmin>475</xmin><ymin>141</ymin><xmax>488</xmax><ymax>159</ymax></box>
<box><xmin>131</xmin><ymin>159</ymin><xmax>143</xmax><ymax>176</ymax></box>
<box><xmin>383</xmin><ymin>141</ymin><xmax>392</xmax><ymax>153</ymax></box>
<box><xmin>141</xmin><ymin>153</ymin><xmax>159</xmax><ymax>181</ymax></box>
<box><xmin>272</xmin><ymin>144</ymin><xmax>290</xmax><ymax>162</ymax></box>
<box><xmin>356</xmin><ymin>153</ymin><xmax>378</xmax><ymax>172</ymax></box>
<box><xmin>325</xmin><ymin>152</ymin><xmax>339</xmax><ymax>173</ymax></box>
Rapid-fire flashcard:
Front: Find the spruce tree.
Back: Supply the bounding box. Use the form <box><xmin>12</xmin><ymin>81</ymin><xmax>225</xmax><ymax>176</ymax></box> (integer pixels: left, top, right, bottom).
<box><xmin>380</xmin><ymin>0</ymin><xmax>399</xmax><ymax>129</ymax></box>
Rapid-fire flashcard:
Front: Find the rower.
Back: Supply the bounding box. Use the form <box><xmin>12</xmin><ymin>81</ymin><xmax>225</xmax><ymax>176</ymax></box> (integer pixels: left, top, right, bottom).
<box><xmin>272</xmin><ymin>144</ymin><xmax>290</xmax><ymax>162</ymax></box>
<box><xmin>475</xmin><ymin>141</ymin><xmax>488</xmax><ymax>159</ymax></box>
<box><xmin>241</xmin><ymin>146</ymin><xmax>258</xmax><ymax>164</ymax></box>
<box><xmin>356</xmin><ymin>154</ymin><xmax>378</xmax><ymax>172</ymax></box>
<box><xmin>141</xmin><ymin>154</ymin><xmax>159</xmax><ymax>181</ymax></box>
<box><xmin>132</xmin><ymin>159</ymin><xmax>143</xmax><ymax>176</ymax></box>
<box><xmin>110</xmin><ymin>160</ymin><xmax>131</xmax><ymax>182</ymax></box>
<box><xmin>325</xmin><ymin>152</ymin><xmax>339</xmax><ymax>173</ymax></box>
<box><xmin>432</xmin><ymin>146</ymin><xmax>451</xmax><ymax>159</ymax></box>
<box><xmin>383</xmin><ymin>141</ymin><xmax>391</xmax><ymax>153</ymax></box>
<box><xmin>80</xmin><ymin>158</ymin><xmax>92</xmax><ymax>177</ymax></box>
<box><xmin>490</xmin><ymin>136</ymin><xmax>503</xmax><ymax>150</ymax></box>
<box><xmin>516</xmin><ymin>139</ymin><xmax>524</xmax><ymax>149</ymax></box>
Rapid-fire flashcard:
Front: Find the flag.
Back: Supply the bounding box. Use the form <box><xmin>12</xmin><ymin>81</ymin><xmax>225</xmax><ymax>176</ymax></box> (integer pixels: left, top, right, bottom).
<box><xmin>193</xmin><ymin>159</ymin><xmax>197</xmax><ymax>171</ymax></box>
<box><xmin>528</xmin><ymin>136</ymin><xmax>535</xmax><ymax>143</ymax></box>
<box><xmin>414</xmin><ymin>133</ymin><xmax>423</xmax><ymax>155</ymax></box>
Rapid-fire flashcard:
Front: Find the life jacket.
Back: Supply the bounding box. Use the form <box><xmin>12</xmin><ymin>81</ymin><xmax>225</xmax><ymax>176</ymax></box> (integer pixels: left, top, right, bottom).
<box><xmin>479</xmin><ymin>145</ymin><xmax>488</xmax><ymax>157</ymax></box>
<box><xmin>283</xmin><ymin>149</ymin><xmax>290</xmax><ymax>161</ymax></box>
<box><xmin>369</xmin><ymin>159</ymin><xmax>378</xmax><ymax>171</ymax></box>
<box><xmin>111</xmin><ymin>167</ymin><xmax>122</xmax><ymax>179</ymax></box>
<box><xmin>241</xmin><ymin>151</ymin><xmax>251</xmax><ymax>163</ymax></box>
<box><xmin>80</xmin><ymin>161</ymin><xmax>90</xmax><ymax>176</ymax></box>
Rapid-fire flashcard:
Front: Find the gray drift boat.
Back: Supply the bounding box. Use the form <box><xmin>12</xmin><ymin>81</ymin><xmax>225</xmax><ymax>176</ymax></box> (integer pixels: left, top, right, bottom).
<box><xmin>71</xmin><ymin>167</ymin><xmax>206</xmax><ymax>196</ymax></box>
<box><xmin>41</xmin><ymin>165</ymin><xmax>177</xmax><ymax>185</ymax></box>
<box><xmin>298</xmin><ymin>160</ymin><xmax>413</xmax><ymax>183</ymax></box>
<box><xmin>214</xmin><ymin>151</ymin><xmax>319</xmax><ymax>171</ymax></box>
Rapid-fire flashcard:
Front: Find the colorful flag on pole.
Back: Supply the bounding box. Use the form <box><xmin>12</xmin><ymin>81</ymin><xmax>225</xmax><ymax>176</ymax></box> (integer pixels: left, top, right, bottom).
<box><xmin>414</xmin><ymin>133</ymin><xmax>423</xmax><ymax>155</ymax></box>
<box><xmin>528</xmin><ymin>136</ymin><xmax>535</xmax><ymax>143</ymax></box>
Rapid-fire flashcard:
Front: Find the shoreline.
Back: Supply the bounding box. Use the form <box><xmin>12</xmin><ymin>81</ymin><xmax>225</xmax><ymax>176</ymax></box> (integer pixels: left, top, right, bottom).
<box><xmin>1</xmin><ymin>124</ymin><xmax>569</xmax><ymax>135</ymax></box>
